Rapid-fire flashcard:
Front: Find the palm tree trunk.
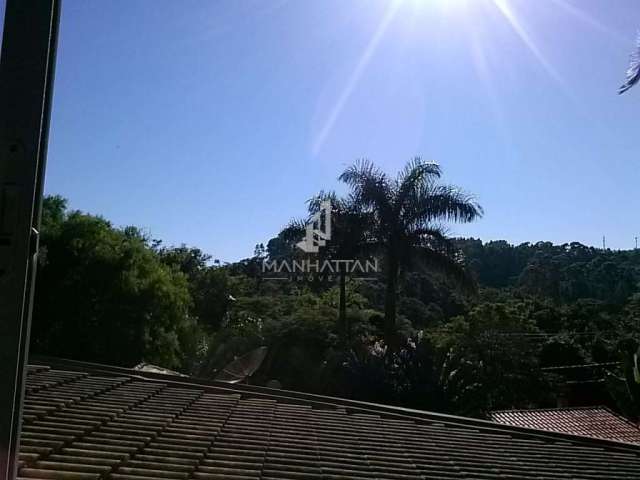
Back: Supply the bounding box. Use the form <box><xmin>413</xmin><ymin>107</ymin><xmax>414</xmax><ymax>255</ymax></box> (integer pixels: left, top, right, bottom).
<box><xmin>339</xmin><ymin>268</ymin><xmax>348</xmax><ymax>340</ymax></box>
<box><xmin>384</xmin><ymin>254</ymin><xmax>399</xmax><ymax>342</ymax></box>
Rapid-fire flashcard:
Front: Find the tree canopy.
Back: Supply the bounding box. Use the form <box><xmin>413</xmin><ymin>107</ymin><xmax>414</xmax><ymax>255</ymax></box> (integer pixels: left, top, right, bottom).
<box><xmin>32</xmin><ymin>196</ymin><xmax>201</xmax><ymax>369</ymax></box>
<box><xmin>31</xmin><ymin>160</ymin><xmax>640</xmax><ymax>420</ymax></box>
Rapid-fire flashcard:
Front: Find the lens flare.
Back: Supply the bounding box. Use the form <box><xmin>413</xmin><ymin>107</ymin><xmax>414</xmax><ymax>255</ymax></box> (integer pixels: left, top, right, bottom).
<box><xmin>491</xmin><ymin>0</ymin><xmax>564</xmax><ymax>86</ymax></box>
<box><xmin>312</xmin><ymin>0</ymin><xmax>403</xmax><ymax>155</ymax></box>
<box><xmin>313</xmin><ymin>0</ymin><xmax>612</xmax><ymax>155</ymax></box>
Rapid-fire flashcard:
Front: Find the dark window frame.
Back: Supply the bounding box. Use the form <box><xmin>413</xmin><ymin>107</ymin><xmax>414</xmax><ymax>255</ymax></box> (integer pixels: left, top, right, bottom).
<box><xmin>0</xmin><ymin>2</ymin><xmax>60</xmax><ymax>479</ymax></box>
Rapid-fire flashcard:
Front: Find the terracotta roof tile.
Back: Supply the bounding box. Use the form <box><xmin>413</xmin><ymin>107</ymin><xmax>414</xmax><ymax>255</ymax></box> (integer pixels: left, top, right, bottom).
<box><xmin>490</xmin><ymin>406</ymin><xmax>640</xmax><ymax>445</ymax></box>
<box><xmin>15</xmin><ymin>360</ymin><xmax>640</xmax><ymax>479</ymax></box>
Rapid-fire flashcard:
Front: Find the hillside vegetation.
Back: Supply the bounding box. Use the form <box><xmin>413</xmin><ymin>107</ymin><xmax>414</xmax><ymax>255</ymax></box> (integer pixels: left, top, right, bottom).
<box><xmin>32</xmin><ymin>162</ymin><xmax>640</xmax><ymax>419</ymax></box>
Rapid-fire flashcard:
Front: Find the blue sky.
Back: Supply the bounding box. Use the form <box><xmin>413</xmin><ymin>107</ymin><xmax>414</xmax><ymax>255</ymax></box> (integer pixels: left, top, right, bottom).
<box><xmin>22</xmin><ymin>0</ymin><xmax>640</xmax><ymax>261</ymax></box>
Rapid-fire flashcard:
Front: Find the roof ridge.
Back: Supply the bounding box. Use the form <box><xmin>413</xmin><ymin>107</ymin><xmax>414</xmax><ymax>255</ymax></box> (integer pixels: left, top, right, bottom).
<box><xmin>30</xmin><ymin>355</ymin><xmax>640</xmax><ymax>454</ymax></box>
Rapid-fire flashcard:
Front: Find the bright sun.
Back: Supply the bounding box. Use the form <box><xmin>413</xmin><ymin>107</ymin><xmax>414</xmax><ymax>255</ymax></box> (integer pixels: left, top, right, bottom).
<box><xmin>409</xmin><ymin>0</ymin><xmax>474</xmax><ymax>12</ymax></box>
<box><xmin>316</xmin><ymin>0</ymin><xmax>610</xmax><ymax>153</ymax></box>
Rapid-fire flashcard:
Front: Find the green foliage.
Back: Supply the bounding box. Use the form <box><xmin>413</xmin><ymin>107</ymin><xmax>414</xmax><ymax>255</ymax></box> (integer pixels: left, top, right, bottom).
<box><xmin>196</xmin><ymin>291</ymin><xmax>349</xmax><ymax>392</ymax></box>
<box><xmin>399</xmin><ymin>297</ymin><xmax>443</xmax><ymax>328</ymax></box>
<box><xmin>156</xmin><ymin>244</ymin><xmax>231</xmax><ymax>329</ymax></box>
<box><xmin>33</xmin><ymin>183</ymin><xmax>640</xmax><ymax>420</ymax></box>
<box><xmin>459</xmin><ymin>239</ymin><xmax>640</xmax><ymax>303</ymax></box>
<box><xmin>341</xmin><ymin>335</ymin><xmax>447</xmax><ymax>411</ymax></box>
<box><xmin>430</xmin><ymin>301</ymin><xmax>550</xmax><ymax>416</ymax></box>
<box><xmin>33</xmin><ymin>197</ymin><xmax>201</xmax><ymax>370</ymax></box>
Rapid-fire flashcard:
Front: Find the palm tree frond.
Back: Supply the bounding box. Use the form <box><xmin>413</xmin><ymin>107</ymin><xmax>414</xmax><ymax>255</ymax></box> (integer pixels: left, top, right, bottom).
<box><xmin>411</xmin><ymin>225</ymin><xmax>457</xmax><ymax>256</ymax></box>
<box><xmin>338</xmin><ymin>158</ymin><xmax>386</xmax><ymax>188</ymax></box>
<box><xmin>619</xmin><ymin>31</ymin><xmax>640</xmax><ymax>95</ymax></box>
<box><xmin>397</xmin><ymin>157</ymin><xmax>441</xmax><ymax>186</ymax></box>
<box><xmin>307</xmin><ymin>190</ymin><xmax>341</xmax><ymax>215</ymax></box>
<box><xmin>339</xmin><ymin>158</ymin><xmax>391</xmax><ymax>218</ymax></box>
<box><xmin>280</xmin><ymin>219</ymin><xmax>306</xmax><ymax>242</ymax></box>
<box><xmin>394</xmin><ymin>158</ymin><xmax>441</xmax><ymax>214</ymax></box>
<box><xmin>420</xmin><ymin>185</ymin><xmax>483</xmax><ymax>223</ymax></box>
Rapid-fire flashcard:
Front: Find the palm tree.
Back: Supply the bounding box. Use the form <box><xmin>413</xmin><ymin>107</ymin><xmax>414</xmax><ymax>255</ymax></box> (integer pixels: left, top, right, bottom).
<box><xmin>280</xmin><ymin>192</ymin><xmax>370</xmax><ymax>340</ymax></box>
<box><xmin>308</xmin><ymin>192</ymin><xmax>371</xmax><ymax>339</ymax></box>
<box><xmin>339</xmin><ymin>158</ymin><xmax>483</xmax><ymax>340</ymax></box>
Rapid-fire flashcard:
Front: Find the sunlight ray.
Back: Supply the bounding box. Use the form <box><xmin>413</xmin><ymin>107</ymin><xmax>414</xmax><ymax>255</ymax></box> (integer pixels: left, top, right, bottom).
<box><xmin>312</xmin><ymin>0</ymin><xmax>403</xmax><ymax>155</ymax></box>
<box><xmin>490</xmin><ymin>0</ymin><xmax>609</xmax><ymax>130</ymax></box>
<box><xmin>548</xmin><ymin>0</ymin><xmax>626</xmax><ymax>44</ymax></box>
<box><xmin>467</xmin><ymin>23</ymin><xmax>510</xmax><ymax>144</ymax></box>
<box><xmin>491</xmin><ymin>0</ymin><xmax>565</xmax><ymax>87</ymax></box>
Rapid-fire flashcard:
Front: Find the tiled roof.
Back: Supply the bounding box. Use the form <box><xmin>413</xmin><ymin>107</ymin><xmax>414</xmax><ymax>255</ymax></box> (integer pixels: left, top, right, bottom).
<box><xmin>490</xmin><ymin>406</ymin><xmax>640</xmax><ymax>445</ymax></box>
<box><xmin>16</xmin><ymin>358</ymin><xmax>640</xmax><ymax>480</ymax></box>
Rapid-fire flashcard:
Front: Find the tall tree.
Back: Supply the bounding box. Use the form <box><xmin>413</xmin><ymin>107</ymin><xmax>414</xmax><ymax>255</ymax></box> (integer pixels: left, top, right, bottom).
<box><xmin>308</xmin><ymin>192</ymin><xmax>371</xmax><ymax>338</ymax></box>
<box><xmin>156</xmin><ymin>245</ymin><xmax>230</xmax><ymax>330</ymax></box>
<box><xmin>339</xmin><ymin>158</ymin><xmax>482</xmax><ymax>339</ymax></box>
<box><xmin>33</xmin><ymin>196</ymin><xmax>198</xmax><ymax>369</ymax></box>
<box><xmin>277</xmin><ymin>191</ymin><xmax>370</xmax><ymax>339</ymax></box>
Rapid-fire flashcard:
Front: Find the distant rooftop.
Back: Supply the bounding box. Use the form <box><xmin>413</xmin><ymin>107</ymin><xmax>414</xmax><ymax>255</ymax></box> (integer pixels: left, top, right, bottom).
<box><xmin>490</xmin><ymin>406</ymin><xmax>640</xmax><ymax>445</ymax></box>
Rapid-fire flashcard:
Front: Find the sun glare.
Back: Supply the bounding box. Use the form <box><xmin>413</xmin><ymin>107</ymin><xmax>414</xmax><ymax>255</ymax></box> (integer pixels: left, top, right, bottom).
<box><xmin>408</xmin><ymin>0</ymin><xmax>472</xmax><ymax>14</ymax></box>
<box><xmin>314</xmin><ymin>0</ymin><xmax>613</xmax><ymax>154</ymax></box>
<box><xmin>490</xmin><ymin>0</ymin><xmax>565</xmax><ymax>87</ymax></box>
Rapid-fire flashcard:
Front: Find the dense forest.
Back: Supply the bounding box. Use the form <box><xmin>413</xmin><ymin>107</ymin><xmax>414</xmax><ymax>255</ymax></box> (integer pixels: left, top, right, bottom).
<box><xmin>31</xmin><ymin>160</ymin><xmax>640</xmax><ymax>420</ymax></box>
